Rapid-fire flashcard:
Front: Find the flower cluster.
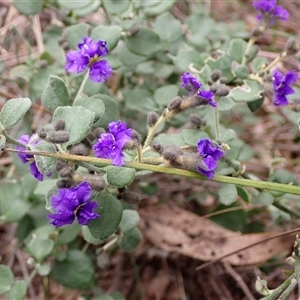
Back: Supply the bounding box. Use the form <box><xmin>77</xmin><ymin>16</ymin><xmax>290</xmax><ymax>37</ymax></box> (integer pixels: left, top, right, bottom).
<box><xmin>181</xmin><ymin>72</ymin><xmax>216</xmax><ymax>107</ymax></box>
<box><xmin>16</xmin><ymin>135</ymin><xmax>47</xmax><ymax>181</ymax></box>
<box><xmin>253</xmin><ymin>0</ymin><xmax>289</xmax><ymax>24</ymax></box>
<box><xmin>65</xmin><ymin>37</ymin><xmax>112</xmax><ymax>82</ymax></box>
<box><xmin>197</xmin><ymin>139</ymin><xmax>224</xmax><ymax>179</ymax></box>
<box><xmin>93</xmin><ymin>120</ymin><xmax>133</xmax><ymax>166</ymax></box>
<box><xmin>272</xmin><ymin>70</ymin><xmax>298</xmax><ymax>106</ymax></box>
<box><xmin>47</xmin><ymin>182</ymin><xmax>99</xmax><ymax>227</ymax></box>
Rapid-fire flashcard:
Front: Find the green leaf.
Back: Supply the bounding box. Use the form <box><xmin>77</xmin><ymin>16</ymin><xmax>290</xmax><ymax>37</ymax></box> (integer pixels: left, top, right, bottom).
<box><xmin>36</xmin><ymin>264</ymin><xmax>51</xmax><ymax>276</ymax></box>
<box><xmin>74</xmin><ymin>97</ymin><xmax>105</xmax><ymax>123</ymax></box>
<box><xmin>56</xmin><ymin>223</ymin><xmax>81</xmax><ymax>245</ymax></box>
<box><xmin>0</xmin><ymin>98</ymin><xmax>31</xmax><ymax>130</ymax></box>
<box><xmin>91</xmin><ymin>94</ymin><xmax>119</xmax><ymax>128</ymax></box>
<box><xmin>57</xmin><ymin>0</ymin><xmax>93</xmax><ymax>10</ymax></box>
<box><xmin>124</xmin><ymin>26</ymin><xmax>162</xmax><ymax>57</ymax></box>
<box><xmin>88</xmin><ymin>192</ymin><xmax>123</xmax><ymax>240</ymax></box>
<box><xmin>8</xmin><ymin>281</ymin><xmax>27</xmax><ymax>300</ymax></box>
<box><xmin>31</xmin><ymin>141</ymin><xmax>57</xmax><ymax>176</ymax></box>
<box><xmin>181</xmin><ymin>129</ymin><xmax>209</xmax><ymax>146</ymax></box>
<box><xmin>153</xmin><ymin>12</ymin><xmax>182</xmax><ymax>43</ymax></box>
<box><xmin>123</xmin><ymin>88</ymin><xmax>156</xmax><ymax>114</ymax></box>
<box><xmin>154</xmin><ymin>85</ymin><xmax>179</xmax><ymax>108</ymax></box>
<box><xmin>51</xmin><ymin>250</ymin><xmax>94</xmax><ymax>289</ymax></box>
<box><xmin>52</xmin><ymin>106</ymin><xmax>95</xmax><ymax>146</ymax></box>
<box><xmin>217</xmin><ymin>96</ymin><xmax>235</xmax><ymax>111</ymax></box>
<box><xmin>102</xmin><ymin>0</ymin><xmax>130</xmax><ymax>14</ymax></box>
<box><xmin>13</xmin><ymin>0</ymin><xmax>43</xmax><ymax>15</ymax></box>
<box><xmin>228</xmin><ymin>38</ymin><xmax>247</xmax><ymax>64</ymax></box>
<box><xmin>234</xmin><ymin>65</ymin><xmax>250</xmax><ymax>80</ymax></box>
<box><xmin>0</xmin><ymin>183</ymin><xmax>31</xmax><ymax>222</ymax></box>
<box><xmin>91</xmin><ymin>25</ymin><xmax>122</xmax><ymax>51</ymax></box>
<box><xmin>66</xmin><ymin>23</ymin><xmax>91</xmax><ymax>49</ymax></box>
<box><xmin>230</xmin><ymin>80</ymin><xmax>263</xmax><ymax>102</ymax></box>
<box><xmin>174</xmin><ymin>50</ymin><xmax>204</xmax><ymax>71</ymax></box>
<box><xmin>252</xmin><ymin>57</ymin><xmax>268</xmax><ymax>73</ymax></box>
<box><xmin>106</xmin><ymin>166</ymin><xmax>136</xmax><ymax>188</ymax></box>
<box><xmin>255</xmin><ymin>191</ymin><xmax>274</xmax><ymax>205</ymax></box>
<box><xmin>247</xmin><ymin>97</ymin><xmax>264</xmax><ymax>112</ymax></box>
<box><xmin>207</xmin><ymin>52</ymin><xmax>234</xmax><ymax>82</ymax></box>
<box><xmin>236</xmin><ymin>186</ymin><xmax>250</xmax><ymax>203</ymax></box>
<box><xmin>218</xmin><ymin>184</ymin><xmax>237</xmax><ymax>205</ymax></box>
<box><xmin>220</xmin><ymin>128</ymin><xmax>236</xmax><ymax>143</ymax></box>
<box><xmin>119</xmin><ymin>210</ymin><xmax>140</xmax><ymax>233</ymax></box>
<box><xmin>0</xmin><ymin>265</ymin><xmax>14</xmax><ymax>295</ymax></box>
<box><xmin>143</xmin><ymin>0</ymin><xmax>176</xmax><ymax>16</ymax></box>
<box><xmin>26</xmin><ymin>236</ymin><xmax>54</xmax><ymax>262</ymax></box>
<box><xmin>72</xmin><ymin>0</ymin><xmax>101</xmax><ymax>16</ymax></box>
<box><xmin>0</xmin><ymin>135</ymin><xmax>6</xmax><ymax>150</ymax></box>
<box><xmin>41</xmin><ymin>76</ymin><xmax>70</xmax><ymax>112</ymax></box>
<box><xmin>82</xmin><ymin>226</ymin><xmax>105</xmax><ymax>244</ymax></box>
<box><xmin>118</xmin><ymin>227</ymin><xmax>142</xmax><ymax>252</ymax></box>
<box><xmin>118</xmin><ymin>45</ymin><xmax>147</xmax><ymax>66</ymax></box>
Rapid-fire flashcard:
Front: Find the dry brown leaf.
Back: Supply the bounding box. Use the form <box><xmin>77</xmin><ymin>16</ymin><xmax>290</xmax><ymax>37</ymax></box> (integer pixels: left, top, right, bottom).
<box><xmin>139</xmin><ymin>205</ymin><xmax>296</xmax><ymax>265</ymax></box>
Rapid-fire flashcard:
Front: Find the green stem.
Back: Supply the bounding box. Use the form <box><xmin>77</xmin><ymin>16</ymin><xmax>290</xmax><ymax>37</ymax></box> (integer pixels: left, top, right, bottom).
<box><xmin>3</xmin><ymin>132</ymin><xmax>27</xmax><ymax>148</ymax></box>
<box><xmin>261</xmin><ymin>51</ymin><xmax>287</xmax><ymax>74</ymax></box>
<box><xmin>73</xmin><ymin>71</ymin><xmax>90</xmax><ymax>105</ymax></box>
<box><xmin>241</xmin><ymin>37</ymin><xmax>256</xmax><ymax>65</ymax></box>
<box><xmin>278</xmin><ymin>277</ymin><xmax>297</xmax><ymax>299</ymax></box>
<box><xmin>213</xmin><ymin>107</ymin><xmax>220</xmax><ymax>142</ymax></box>
<box><xmin>143</xmin><ymin>109</ymin><xmax>175</xmax><ymax>150</ymax></box>
<box><xmin>259</xmin><ymin>275</ymin><xmax>294</xmax><ymax>300</ymax></box>
<box><xmin>273</xmin><ymin>200</ymin><xmax>300</xmax><ymax>219</ymax></box>
<box><xmin>8</xmin><ymin>149</ymin><xmax>300</xmax><ymax>197</ymax></box>
<box><xmin>26</xmin><ymin>268</ymin><xmax>38</xmax><ymax>286</ymax></box>
<box><xmin>130</xmin><ymin>253</ymin><xmax>146</xmax><ymax>300</ymax></box>
<box><xmin>294</xmin><ymin>237</ymin><xmax>300</xmax><ymax>296</ymax></box>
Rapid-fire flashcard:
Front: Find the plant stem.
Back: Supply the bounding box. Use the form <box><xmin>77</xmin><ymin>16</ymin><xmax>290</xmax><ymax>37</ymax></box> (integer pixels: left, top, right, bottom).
<box><xmin>130</xmin><ymin>253</ymin><xmax>146</xmax><ymax>300</ymax></box>
<box><xmin>213</xmin><ymin>107</ymin><xmax>220</xmax><ymax>142</ymax></box>
<box><xmin>3</xmin><ymin>132</ymin><xmax>27</xmax><ymax>148</ymax></box>
<box><xmin>278</xmin><ymin>277</ymin><xmax>297</xmax><ymax>299</ymax></box>
<box><xmin>241</xmin><ymin>37</ymin><xmax>256</xmax><ymax>65</ymax></box>
<box><xmin>26</xmin><ymin>267</ymin><xmax>38</xmax><ymax>286</ymax></box>
<box><xmin>143</xmin><ymin>109</ymin><xmax>175</xmax><ymax>150</ymax></box>
<box><xmin>261</xmin><ymin>51</ymin><xmax>287</xmax><ymax>74</ymax></box>
<box><xmin>9</xmin><ymin>149</ymin><xmax>300</xmax><ymax>197</ymax></box>
<box><xmin>273</xmin><ymin>200</ymin><xmax>300</xmax><ymax>219</ymax></box>
<box><xmin>73</xmin><ymin>71</ymin><xmax>89</xmax><ymax>105</ymax></box>
<box><xmin>259</xmin><ymin>275</ymin><xmax>294</xmax><ymax>300</ymax></box>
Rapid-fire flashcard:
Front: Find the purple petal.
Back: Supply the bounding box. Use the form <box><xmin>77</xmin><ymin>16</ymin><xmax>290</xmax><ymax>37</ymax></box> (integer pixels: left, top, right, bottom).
<box><xmin>108</xmin><ymin>120</ymin><xmax>132</xmax><ymax>147</ymax></box>
<box><xmin>73</xmin><ymin>182</ymin><xmax>92</xmax><ymax>205</ymax></box>
<box><xmin>89</xmin><ymin>60</ymin><xmax>112</xmax><ymax>82</ymax></box>
<box><xmin>51</xmin><ymin>188</ymin><xmax>78</xmax><ymax>213</ymax></box>
<box><xmin>197</xmin><ymin>90</ymin><xmax>217</xmax><ymax>107</ymax></box>
<box><xmin>76</xmin><ymin>201</ymin><xmax>99</xmax><ymax>225</ymax></box>
<box><xmin>29</xmin><ymin>162</ymin><xmax>43</xmax><ymax>181</ymax></box>
<box><xmin>47</xmin><ymin>212</ymin><xmax>75</xmax><ymax>227</ymax></box>
<box><xmin>181</xmin><ymin>72</ymin><xmax>202</xmax><ymax>94</ymax></box>
<box><xmin>65</xmin><ymin>50</ymin><xmax>89</xmax><ymax>73</ymax></box>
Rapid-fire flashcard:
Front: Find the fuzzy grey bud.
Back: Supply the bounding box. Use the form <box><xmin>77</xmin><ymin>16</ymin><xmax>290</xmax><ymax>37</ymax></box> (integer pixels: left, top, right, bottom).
<box><xmin>69</xmin><ymin>143</ymin><xmax>90</xmax><ymax>156</ymax></box>
<box><xmin>215</xmin><ymin>85</ymin><xmax>230</xmax><ymax>97</ymax></box>
<box><xmin>54</xmin><ymin>119</ymin><xmax>66</xmax><ymax>131</ymax></box>
<box><xmin>168</xmin><ymin>96</ymin><xmax>182</xmax><ymax>111</ymax></box>
<box><xmin>219</xmin><ymin>77</ymin><xmax>228</xmax><ymax>84</ymax></box>
<box><xmin>190</xmin><ymin>114</ymin><xmax>205</xmax><ymax>129</ymax></box>
<box><xmin>59</xmin><ymin>166</ymin><xmax>74</xmax><ymax>178</ymax></box>
<box><xmin>56</xmin><ymin>179</ymin><xmax>72</xmax><ymax>188</ymax></box>
<box><xmin>147</xmin><ymin>112</ymin><xmax>159</xmax><ymax>127</ymax></box>
<box><xmin>78</xmin><ymin>174</ymin><xmax>106</xmax><ymax>191</ymax></box>
<box><xmin>38</xmin><ymin>129</ymin><xmax>47</xmax><ymax>139</ymax></box>
<box><xmin>48</xmin><ymin>131</ymin><xmax>70</xmax><ymax>144</ymax></box>
<box><xmin>162</xmin><ymin>146</ymin><xmax>183</xmax><ymax>167</ymax></box>
<box><xmin>56</xmin><ymin>159</ymin><xmax>68</xmax><ymax>171</ymax></box>
<box><xmin>151</xmin><ymin>142</ymin><xmax>164</xmax><ymax>154</ymax></box>
<box><xmin>285</xmin><ymin>38</ymin><xmax>300</xmax><ymax>56</ymax></box>
<box><xmin>122</xmin><ymin>191</ymin><xmax>140</xmax><ymax>204</ymax></box>
<box><xmin>210</xmin><ymin>70</ymin><xmax>222</xmax><ymax>82</ymax></box>
<box><xmin>93</xmin><ymin>127</ymin><xmax>106</xmax><ymax>139</ymax></box>
<box><xmin>209</xmin><ymin>84</ymin><xmax>218</xmax><ymax>93</ymax></box>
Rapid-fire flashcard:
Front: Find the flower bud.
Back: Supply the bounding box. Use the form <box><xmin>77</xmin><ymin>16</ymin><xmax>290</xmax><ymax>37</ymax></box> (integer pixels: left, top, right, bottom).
<box><xmin>168</xmin><ymin>96</ymin><xmax>182</xmax><ymax>111</ymax></box>
<box><xmin>56</xmin><ymin>159</ymin><xmax>68</xmax><ymax>171</ymax></box>
<box><xmin>122</xmin><ymin>191</ymin><xmax>140</xmax><ymax>204</ymax></box>
<box><xmin>215</xmin><ymin>85</ymin><xmax>230</xmax><ymax>97</ymax></box>
<box><xmin>151</xmin><ymin>142</ymin><xmax>164</xmax><ymax>154</ymax></box>
<box><xmin>59</xmin><ymin>166</ymin><xmax>74</xmax><ymax>178</ymax></box>
<box><xmin>190</xmin><ymin>114</ymin><xmax>205</xmax><ymax>129</ymax></box>
<box><xmin>285</xmin><ymin>38</ymin><xmax>300</xmax><ymax>56</ymax></box>
<box><xmin>209</xmin><ymin>84</ymin><xmax>218</xmax><ymax>93</ymax></box>
<box><xmin>255</xmin><ymin>277</ymin><xmax>270</xmax><ymax>296</ymax></box>
<box><xmin>210</xmin><ymin>70</ymin><xmax>222</xmax><ymax>82</ymax></box>
<box><xmin>38</xmin><ymin>129</ymin><xmax>47</xmax><ymax>139</ymax></box>
<box><xmin>54</xmin><ymin>119</ymin><xmax>66</xmax><ymax>131</ymax></box>
<box><xmin>162</xmin><ymin>146</ymin><xmax>183</xmax><ymax>167</ymax></box>
<box><xmin>72</xmin><ymin>173</ymin><xmax>106</xmax><ymax>191</ymax></box>
<box><xmin>48</xmin><ymin>131</ymin><xmax>70</xmax><ymax>144</ymax></box>
<box><xmin>147</xmin><ymin>112</ymin><xmax>159</xmax><ymax>127</ymax></box>
<box><xmin>130</xmin><ymin>25</ymin><xmax>140</xmax><ymax>36</ymax></box>
<box><xmin>93</xmin><ymin>127</ymin><xmax>106</xmax><ymax>139</ymax></box>
<box><xmin>220</xmin><ymin>77</ymin><xmax>228</xmax><ymax>84</ymax></box>
<box><xmin>69</xmin><ymin>143</ymin><xmax>90</xmax><ymax>156</ymax></box>
<box><xmin>56</xmin><ymin>179</ymin><xmax>72</xmax><ymax>188</ymax></box>
<box><xmin>118</xmin><ymin>187</ymin><xmax>127</xmax><ymax>194</ymax></box>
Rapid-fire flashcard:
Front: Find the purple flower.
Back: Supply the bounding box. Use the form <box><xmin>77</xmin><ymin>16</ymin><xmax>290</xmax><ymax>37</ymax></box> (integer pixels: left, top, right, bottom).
<box><xmin>197</xmin><ymin>90</ymin><xmax>217</xmax><ymax>108</ymax></box>
<box><xmin>16</xmin><ymin>134</ymin><xmax>45</xmax><ymax>181</ymax></box>
<box><xmin>181</xmin><ymin>72</ymin><xmax>202</xmax><ymax>94</ymax></box>
<box><xmin>197</xmin><ymin>138</ymin><xmax>224</xmax><ymax>179</ymax></box>
<box><xmin>273</xmin><ymin>70</ymin><xmax>298</xmax><ymax>106</ymax></box>
<box><xmin>65</xmin><ymin>37</ymin><xmax>112</xmax><ymax>83</ymax></box>
<box><xmin>47</xmin><ymin>182</ymin><xmax>99</xmax><ymax>227</ymax></box>
<box><xmin>93</xmin><ymin>121</ymin><xmax>133</xmax><ymax>166</ymax></box>
<box><xmin>253</xmin><ymin>0</ymin><xmax>289</xmax><ymax>23</ymax></box>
